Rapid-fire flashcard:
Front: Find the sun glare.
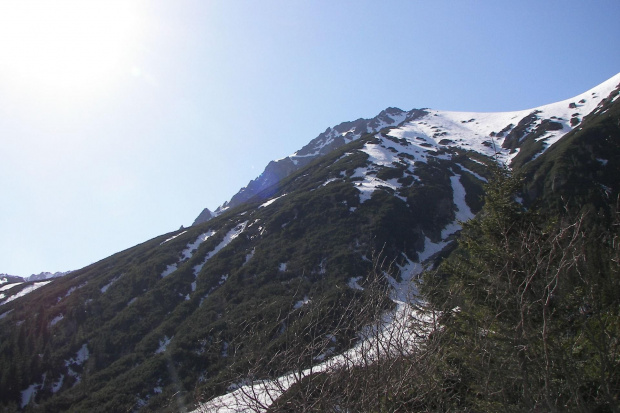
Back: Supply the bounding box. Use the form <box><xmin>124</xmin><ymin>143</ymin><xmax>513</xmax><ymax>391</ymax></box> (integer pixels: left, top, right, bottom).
<box><xmin>0</xmin><ymin>0</ymin><xmax>143</xmax><ymax>103</ymax></box>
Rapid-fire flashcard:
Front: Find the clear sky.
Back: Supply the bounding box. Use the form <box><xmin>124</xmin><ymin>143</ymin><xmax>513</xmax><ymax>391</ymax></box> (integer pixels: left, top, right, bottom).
<box><xmin>1</xmin><ymin>0</ymin><xmax>619</xmax><ymax>277</ymax></box>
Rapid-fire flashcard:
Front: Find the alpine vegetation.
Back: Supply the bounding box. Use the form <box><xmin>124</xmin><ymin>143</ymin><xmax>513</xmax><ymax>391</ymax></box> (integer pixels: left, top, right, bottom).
<box><xmin>1</xmin><ymin>73</ymin><xmax>619</xmax><ymax>412</ymax></box>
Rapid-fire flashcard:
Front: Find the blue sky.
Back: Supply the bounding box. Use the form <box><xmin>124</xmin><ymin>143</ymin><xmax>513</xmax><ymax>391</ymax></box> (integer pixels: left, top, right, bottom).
<box><xmin>1</xmin><ymin>0</ymin><xmax>619</xmax><ymax>277</ymax></box>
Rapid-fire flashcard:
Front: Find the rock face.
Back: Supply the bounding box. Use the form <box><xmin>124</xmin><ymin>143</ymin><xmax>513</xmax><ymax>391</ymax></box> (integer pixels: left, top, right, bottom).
<box><xmin>0</xmin><ymin>274</ymin><xmax>24</xmax><ymax>284</ymax></box>
<box><xmin>25</xmin><ymin>271</ymin><xmax>71</xmax><ymax>282</ymax></box>
<box><xmin>192</xmin><ymin>207</ymin><xmax>214</xmax><ymax>226</ymax></box>
<box><xmin>199</xmin><ymin>73</ymin><xmax>620</xmax><ymax>221</ymax></box>
<box><xmin>208</xmin><ymin>107</ymin><xmax>428</xmax><ymax>216</ymax></box>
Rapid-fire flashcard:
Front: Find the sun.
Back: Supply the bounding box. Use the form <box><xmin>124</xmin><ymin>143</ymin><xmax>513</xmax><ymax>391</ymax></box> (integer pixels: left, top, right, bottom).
<box><xmin>0</xmin><ymin>0</ymin><xmax>144</xmax><ymax>103</ymax></box>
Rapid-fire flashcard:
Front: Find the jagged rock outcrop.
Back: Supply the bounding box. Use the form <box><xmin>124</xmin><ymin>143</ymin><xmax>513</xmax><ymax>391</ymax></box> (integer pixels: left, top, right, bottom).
<box><xmin>208</xmin><ymin>108</ymin><xmax>428</xmax><ymax>216</ymax></box>
<box><xmin>192</xmin><ymin>207</ymin><xmax>214</xmax><ymax>226</ymax></box>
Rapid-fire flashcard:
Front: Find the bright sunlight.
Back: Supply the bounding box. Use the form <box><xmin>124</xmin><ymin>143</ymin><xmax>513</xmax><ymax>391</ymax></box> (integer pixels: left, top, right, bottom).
<box><xmin>0</xmin><ymin>0</ymin><xmax>144</xmax><ymax>103</ymax></box>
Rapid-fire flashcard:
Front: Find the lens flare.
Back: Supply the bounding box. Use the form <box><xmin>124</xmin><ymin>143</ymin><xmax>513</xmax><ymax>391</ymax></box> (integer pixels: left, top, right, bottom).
<box><xmin>0</xmin><ymin>0</ymin><xmax>144</xmax><ymax>103</ymax></box>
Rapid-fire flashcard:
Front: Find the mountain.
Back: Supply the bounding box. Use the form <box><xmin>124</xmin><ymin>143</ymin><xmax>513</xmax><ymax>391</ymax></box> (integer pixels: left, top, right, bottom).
<box><xmin>0</xmin><ymin>271</ymin><xmax>71</xmax><ymax>285</ymax></box>
<box><xmin>0</xmin><ymin>274</ymin><xmax>24</xmax><ymax>285</ymax></box>
<box><xmin>194</xmin><ymin>74</ymin><xmax>620</xmax><ymax>223</ymax></box>
<box><xmin>0</xmin><ymin>73</ymin><xmax>618</xmax><ymax>412</ymax></box>
<box><xmin>23</xmin><ymin>272</ymin><xmax>71</xmax><ymax>283</ymax></box>
<box><xmin>193</xmin><ymin>107</ymin><xmax>427</xmax><ymax>224</ymax></box>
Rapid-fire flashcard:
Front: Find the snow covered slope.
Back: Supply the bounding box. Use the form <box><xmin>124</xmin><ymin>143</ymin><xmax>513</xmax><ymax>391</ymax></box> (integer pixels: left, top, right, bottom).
<box><xmin>193</xmin><ymin>108</ymin><xmax>428</xmax><ymax>222</ymax></box>
<box><xmin>191</xmin><ymin>74</ymin><xmax>620</xmax><ymax>413</ymax></box>
<box><xmin>389</xmin><ymin>73</ymin><xmax>620</xmax><ymax>164</ymax></box>
<box><xmin>195</xmin><ymin>73</ymin><xmax>620</xmax><ymax>224</ymax></box>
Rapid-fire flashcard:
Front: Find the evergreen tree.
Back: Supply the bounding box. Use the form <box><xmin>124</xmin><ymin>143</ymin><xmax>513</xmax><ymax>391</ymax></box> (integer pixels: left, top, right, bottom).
<box><xmin>423</xmin><ymin>165</ymin><xmax>620</xmax><ymax>412</ymax></box>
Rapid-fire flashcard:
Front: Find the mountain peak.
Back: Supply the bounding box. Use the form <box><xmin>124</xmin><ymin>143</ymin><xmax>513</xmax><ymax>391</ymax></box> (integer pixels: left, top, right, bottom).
<box><xmin>192</xmin><ymin>207</ymin><xmax>214</xmax><ymax>226</ymax></box>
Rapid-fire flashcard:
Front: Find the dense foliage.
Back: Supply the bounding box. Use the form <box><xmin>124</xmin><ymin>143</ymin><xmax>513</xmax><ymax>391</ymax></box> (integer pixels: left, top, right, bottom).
<box><xmin>234</xmin><ymin>168</ymin><xmax>620</xmax><ymax>412</ymax></box>
<box><xmin>421</xmin><ymin>168</ymin><xmax>620</xmax><ymax>411</ymax></box>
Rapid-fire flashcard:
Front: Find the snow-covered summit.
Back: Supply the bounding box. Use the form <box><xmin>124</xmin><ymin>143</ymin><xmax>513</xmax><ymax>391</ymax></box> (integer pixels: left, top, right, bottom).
<box><xmin>195</xmin><ymin>72</ymin><xmax>620</xmax><ymax>224</ymax></box>
<box><xmin>196</xmin><ymin>108</ymin><xmax>427</xmax><ymax>220</ymax></box>
<box><xmin>387</xmin><ymin>72</ymin><xmax>620</xmax><ymax>164</ymax></box>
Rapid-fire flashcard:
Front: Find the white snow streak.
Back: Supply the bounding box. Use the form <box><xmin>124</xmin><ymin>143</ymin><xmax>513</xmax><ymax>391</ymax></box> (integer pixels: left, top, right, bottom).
<box><xmin>193</xmin><ymin>222</ymin><xmax>248</xmax><ymax>276</ymax></box>
<box><xmin>0</xmin><ymin>281</ymin><xmax>52</xmax><ymax>305</ymax></box>
<box><xmin>160</xmin><ymin>263</ymin><xmax>178</xmax><ymax>278</ymax></box>
<box><xmin>0</xmin><ymin>282</ymin><xmax>22</xmax><ymax>292</ymax></box>
<box><xmin>260</xmin><ymin>194</ymin><xmax>287</xmax><ymax>208</ymax></box>
<box><xmin>155</xmin><ymin>336</ymin><xmax>172</xmax><ymax>354</ymax></box>
<box><xmin>160</xmin><ymin>230</ymin><xmax>188</xmax><ymax>245</ymax></box>
<box><xmin>21</xmin><ymin>383</ymin><xmax>39</xmax><ymax>408</ymax></box>
<box><xmin>50</xmin><ymin>314</ymin><xmax>64</xmax><ymax>327</ymax></box>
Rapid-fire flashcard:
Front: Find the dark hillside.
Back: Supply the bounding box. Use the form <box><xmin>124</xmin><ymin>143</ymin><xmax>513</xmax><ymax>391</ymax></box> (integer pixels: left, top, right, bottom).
<box><xmin>520</xmin><ymin>86</ymin><xmax>620</xmax><ymax>219</ymax></box>
<box><xmin>0</xmin><ymin>131</ymin><xmax>491</xmax><ymax>412</ymax></box>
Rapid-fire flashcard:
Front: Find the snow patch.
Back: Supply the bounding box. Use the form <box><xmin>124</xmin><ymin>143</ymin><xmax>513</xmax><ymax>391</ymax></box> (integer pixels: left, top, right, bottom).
<box><xmin>322</xmin><ymin>178</ymin><xmax>339</xmax><ymax>186</ymax></box>
<box><xmin>455</xmin><ymin>163</ymin><xmax>487</xmax><ymax>182</ymax></box>
<box><xmin>155</xmin><ymin>336</ymin><xmax>172</xmax><ymax>354</ymax></box>
<box><xmin>62</xmin><ymin>344</ymin><xmax>89</xmax><ymax>387</ymax></box>
<box><xmin>160</xmin><ymin>231</ymin><xmax>217</xmax><ymax>278</ymax></box>
<box><xmin>160</xmin><ymin>263</ymin><xmax>178</xmax><ymax>278</ymax></box>
<box><xmin>293</xmin><ymin>296</ymin><xmax>311</xmax><ymax>309</ymax></box>
<box><xmin>0</xmin><ymin>309</ymin><xmax>13</xmax><ymax>319</ymax></box>
<box><xmin>348</xmin><ymin>277</ymin><xmax>364</xmax><ymax>291</ymax></box>
<box><xmin>51</xmin><ymin>374</ymin><xmax>64</xmax><ymax>393</ymax></box>
<box><xmin>0</xmin><ymin>281</ymin><xmax>52</xmax><ymax>305</ymax></box>
<box><xmin>50</xmin><ymin>314</ymin><xmax>64</xmax><ymax>327</ymax></box>
<box><xmin>182</xmin><ymin>230</ymin><xmax>216</xmax><ymax>261</ymax></box>
<box><xmin>451</xmin><ymin>173</ymin><xmax>474</xmax><ymax>222</ymax></box>
<box><xmin>193</xmin><ymin>222</ymin><xmax>248</xmax><ymax>275</ymax></box>
<box><xmin>58</xmin><ymin>282</ymin><xmax>87</xmax><ymax>303</ymax></box>
<box><xmin>160</xmin><ymin>230</ymin><xmax>188</xmax><ymax>245</ymax></box>
<box><xmin>260</xmin><ymin>194</ymin><xmax>287</xmax><ymax>208</ymax></box>
<box><xmin>101</xmin><ymin>275</ymin><xmax>121</xmax><ymax>293</ymax></box>
<box><xmin>0</xmin><ymin>282</ymin><xmax>22</xmax><ymax>292</ymax></box>
<box><xmin>21</xmin><ymin>382</ymin><xmax>39</xmax><ymax>408</ymax></box>
<box><xmin>244</xmin><ymin>248</ymin><xmax>255</xmax><ymax>265</ymax></box>
<box><xmin>66</xmin><ymin>344</ymin><xmax>90</xmax><ymax>366</ymax></box>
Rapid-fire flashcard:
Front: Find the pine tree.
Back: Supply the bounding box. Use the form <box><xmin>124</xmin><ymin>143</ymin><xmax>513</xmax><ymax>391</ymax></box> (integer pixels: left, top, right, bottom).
<box><xmin>423</xmin><ymin>165</ymin><xmax>620</xmax><ymax>412</ymax></box>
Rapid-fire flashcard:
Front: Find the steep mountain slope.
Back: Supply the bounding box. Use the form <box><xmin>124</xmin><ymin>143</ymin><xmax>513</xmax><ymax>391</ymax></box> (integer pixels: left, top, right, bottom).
<box><xmin>521</xmin><ymin>84</ymin><xmax>620</xmax><ymax>216</ymax></box>
<box><xmin>193</xmin><ymin>107</ymin><xmax>427</xmax><ymax>224</ymax></box>
<box><xmin>0</xmin><ymin>74</ymin><xmax>618</xmax><ymax>413</ymax></box>
<box><xmin>195</xmin><ymin>73</ymin><xmax>620</xmax><ymax>223</ymax></box>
